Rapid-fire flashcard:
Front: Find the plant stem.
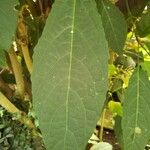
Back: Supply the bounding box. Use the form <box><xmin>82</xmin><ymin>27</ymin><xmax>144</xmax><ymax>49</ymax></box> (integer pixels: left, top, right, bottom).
<box><xmin>0</xmin><ymin>91</ymin><xmax>20</xmax><ymax>113</ymax></box>
<box><xmin>17</xmin><ymin>7</ymin><xmax>33</xmax><ymax>74</ymax></box>
<box><xmin>0</xmin><ymin>91</ymin><xmax>35</xmax><ymax>129</ymax></box>
<box><xmin>8</xmin><ymin>47</ymin><xmax>25</xmax><ymax>99</ymax></box>
<box><xmin>136</xmin><ymin>36</ymin><xmax>150</xmax><ymax>56</ymax></box>
<box><xmin>100</xmin><ymin>108</ymin><xmax>106</xmax><ymax>142</ymax></box>
<box><xmin>21</xmin><ymin>43</ymin><xmax>33</xmax><ymax>74</ymax></box>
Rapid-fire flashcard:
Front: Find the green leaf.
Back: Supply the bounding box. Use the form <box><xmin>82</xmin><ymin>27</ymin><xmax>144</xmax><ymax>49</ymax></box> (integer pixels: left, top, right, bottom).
<box><xmin>141</xmin><ymin>61</ymin><xmax>150</xmax><ymax>77</ymax></box>
<box><xmin>136</xmin><ymin>11</ymin><xmax>150</xmax><ymax>37</ymax></box>
<box><xmin>108</xmin><ymin>101</ymin><xmax>123</xmax><ymax>116</ymax></box>
<box><xmin>122</xmin><ymin>68</ymin><xmax>150</xmax><ymax>150</ymax></box>
<box><xmin>96</xmin><ymin>0</ymin><xmax>127</xmax><ymax>54</ymax></box>
<box><xmin>114</xmin><ymin>116</ymin><xmax>123</xmax><ymax>147</ymax></box>
<box><xmin>32</xmin><ymin>0</ymin><xmax>108</xmax><ymax>149</ymax></box>
<box><xmin>0</xmin><ymin>0</ymin><xmax>18</xmax><ymax>51</ymax></box>
<box><xmin>0</xmin><ymin>50</ymin><xmax>6</xmax><ymax>67</ymax></box>
<box><xmin>108</xmin><ymin>64</ymin><xmax>117</xmax><ymax>77</ymax></box>
<box><xmin>111</xmin><ymin>78</ymin><xmax>123</xmax><ymax>92</ymax></box>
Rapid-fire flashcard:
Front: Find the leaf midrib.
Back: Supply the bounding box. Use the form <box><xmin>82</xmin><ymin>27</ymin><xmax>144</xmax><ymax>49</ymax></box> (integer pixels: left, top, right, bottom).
<box><xmin>132</xmin><ymin>67</ymin><xmax>140</xmax><ymax>143</ymax></box>
<box><xmin>64</xmin><ymin>0</ymin><xmax>76</xmax><ymax>146</ymax></box>
<box><xmin>101</xmin><ymin>0</ymin><xmax>119</xmax><ymax>50</ymax></box>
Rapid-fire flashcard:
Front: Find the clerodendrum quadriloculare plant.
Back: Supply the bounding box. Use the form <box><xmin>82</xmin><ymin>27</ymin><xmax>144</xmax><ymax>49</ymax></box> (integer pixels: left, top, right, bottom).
<box><xmin>0</xmin><ymin>0</ymin><xmax>150</xmax><ymax>150</ymax></box>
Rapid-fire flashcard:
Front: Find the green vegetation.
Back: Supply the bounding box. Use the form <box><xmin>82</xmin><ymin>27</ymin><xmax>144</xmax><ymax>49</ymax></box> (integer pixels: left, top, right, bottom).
<box><xmin>0</xmin><ymin>0</ymin><xmax>150</xmax><ymax>149</ymax></box>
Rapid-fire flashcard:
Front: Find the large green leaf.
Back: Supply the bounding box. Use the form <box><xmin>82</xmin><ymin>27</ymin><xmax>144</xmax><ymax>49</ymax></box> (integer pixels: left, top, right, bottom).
<box><xmin>96</xmin><ymin>0</ymin><xmax>127</xmax><ymax>54</ymax></box>
<box><xmin>122</xmin><ymin>68</ymin><xmax>150</xmax><ymax>150</ymax></box>
<box><xmin>136</xmin><ymin>11</ymin><xmax>150</xmax><ymax>37</ymax></box>
<box><xmin>32</xmin><ymin>0</ymin><xmax>108</xmax><ymax>149</ymax></box>
<box><xmin>0</xmin><ymin>0</ymin><xmax>18</xmax><ymax>51</ymax></box>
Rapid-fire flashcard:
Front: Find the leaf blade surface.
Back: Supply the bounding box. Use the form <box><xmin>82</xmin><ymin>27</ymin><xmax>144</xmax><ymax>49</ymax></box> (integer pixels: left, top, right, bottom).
<box><xmin>96</xmin><ymin>0</ymin><xmax>127</xmax><ymax>54</ymax></box>
<box><xmin>32</xmin><ymin>0</ymin><xmax>108</xmax><ymax>149</ymax></box>
<box><xmin>122</xmin><ymin>68</ymin><xmax>150</xmax><ymax>150</ymax></box>
<box><xmin>0</xmin><ymin>0</ymin><xmax>18</xmax><ymax>50</ymax></box>
<box><xmin>0</xmin><ymin>50</ymin><xmax>6</xmax><ymax>67</ymax></box>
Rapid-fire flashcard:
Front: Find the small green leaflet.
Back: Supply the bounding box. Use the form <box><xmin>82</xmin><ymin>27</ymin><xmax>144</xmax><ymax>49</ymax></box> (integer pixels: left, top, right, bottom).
<box><xmin>0</xmin><ymin>0</ymin><xmax>18</xmax><ymax>51</ymax></box>
<box><xmin>122</xmin><ymin>68</ymin><xmax>150</xmax><ymax>150</ymax></box>
<box><xmin>32</xmin><ymin>0</ymin><xmax>108</xmax><ymax>149</ymax></box>
<box><xmin>96</xmin><ymin>0</ymin><xmax>127</xmax><ymax>54</ymax></box>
